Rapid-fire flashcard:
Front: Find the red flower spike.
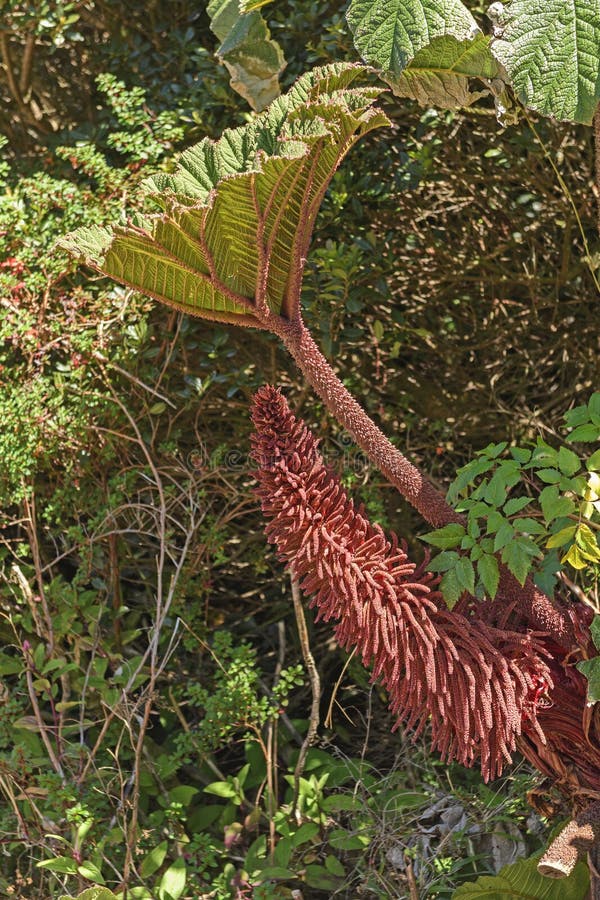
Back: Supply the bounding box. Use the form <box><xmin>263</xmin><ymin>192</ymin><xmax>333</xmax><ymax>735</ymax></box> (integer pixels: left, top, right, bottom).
<box><xmin>251</xmin><ymin>386</ymin><xmax>551</xmax><ymax>781</ymax></box>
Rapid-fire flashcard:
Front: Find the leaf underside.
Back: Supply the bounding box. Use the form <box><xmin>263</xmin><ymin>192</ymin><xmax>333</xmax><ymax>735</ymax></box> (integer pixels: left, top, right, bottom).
<box><xmin>59</xmin><ymin>64</ymin><xmax>389</xmax><ymax>326</ymax></box>
<box><xmin>387</xmin><ymin>33</ymin><xmax>500</xmax><ymax>108</ymax></box>
<box><xmin>492</xmin><ymin>0</ymin><xmax>600</xmax><ymax>124</ymax></box>
<box><xmin>207</xmin><ymin>0</ymin><xmax>285</xmax><ymax>111</ymax></box>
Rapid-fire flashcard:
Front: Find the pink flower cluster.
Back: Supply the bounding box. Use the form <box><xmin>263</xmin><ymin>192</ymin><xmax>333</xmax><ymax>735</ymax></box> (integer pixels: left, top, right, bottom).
<box><xmin>251</xmin><ymin>386</ymin><xmax>551</xmax><ymax>781</ymax></box>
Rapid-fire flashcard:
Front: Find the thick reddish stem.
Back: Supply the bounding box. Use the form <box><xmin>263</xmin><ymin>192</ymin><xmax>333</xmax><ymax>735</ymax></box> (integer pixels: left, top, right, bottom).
<box><xmin>268</xmin><ymin>313</ymin><xmax>576</xmax><ymax>647</ymax></box>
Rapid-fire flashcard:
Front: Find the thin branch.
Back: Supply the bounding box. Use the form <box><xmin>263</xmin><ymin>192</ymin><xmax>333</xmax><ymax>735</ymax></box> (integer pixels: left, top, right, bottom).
<box><xmin>0</xmin><ymin>32</ymin><xmax>24</xmax><ymax>110</ymax></box>
<box><xmin>22</xmin><ymin>493</ymin><xmax>54</xmax><ymax>655</ymax></box>
<box><xmin>291</xmin><ymin>575</ymin><xmax>320</xmax><ymax>817</ymax></box>
<box><xmin>24</xmin><ymin>648</ymin><xmax>64</xmax><ymax>780</ymax></box>
<box><xmin>19</xmin><ymin>31</ymin><xmax>35</xmax><ymax>97</ymax></box>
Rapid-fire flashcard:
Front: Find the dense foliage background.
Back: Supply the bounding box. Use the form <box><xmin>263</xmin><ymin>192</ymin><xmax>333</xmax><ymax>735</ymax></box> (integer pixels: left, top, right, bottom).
<box><xmin>0</xmin><ymin>1</ymin><xmax>598</xmax><ymax>897</ymax></box>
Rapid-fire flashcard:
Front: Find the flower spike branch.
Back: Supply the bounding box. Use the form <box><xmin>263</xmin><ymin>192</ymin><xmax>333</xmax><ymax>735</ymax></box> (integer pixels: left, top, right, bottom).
<box><xmin>251</xmin><ymin>385</ymin><xmax>551</xmax><ymax>782</ymax></box>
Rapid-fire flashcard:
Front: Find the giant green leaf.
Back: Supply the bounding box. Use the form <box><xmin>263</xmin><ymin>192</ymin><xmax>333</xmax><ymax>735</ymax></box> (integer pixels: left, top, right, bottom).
<box><xmin>346</xmin><ymin>0</ymin><xmax>499</xmax><ymax>109</ymax></box>
<box><xmin>59</xmin><ymin>64</ymin><xmax>389</xmax><ymax>325</ymax></box>
<box><xmin>208</xmin><ymin>0</ymin><xmax>285</xmax><ymax>111</ymax></box>
<box><xmin>491</xmin><ymin>0</ymin><xmax>600</xmax><ymax>124</ymax></box>
<box><xmin>452</xmin><ymin>852</ymin><xmax>589</xmax><ymax>898</ymax></box>
<box><xmin>346</xmin><ymin>0</ymin><xmax>479</xmax><ymax>72</ymax></box>
<box><xmin>388</xmin><ymin>33</ymin><xmax>500</xmax><ymax>108</ymax></box>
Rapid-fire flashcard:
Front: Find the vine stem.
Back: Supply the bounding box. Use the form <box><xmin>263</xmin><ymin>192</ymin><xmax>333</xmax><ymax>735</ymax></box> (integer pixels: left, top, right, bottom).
<box><xmin>266</xmin><ymin>311</ymin><xmax>577</xmax><ymax>647</ymax></box>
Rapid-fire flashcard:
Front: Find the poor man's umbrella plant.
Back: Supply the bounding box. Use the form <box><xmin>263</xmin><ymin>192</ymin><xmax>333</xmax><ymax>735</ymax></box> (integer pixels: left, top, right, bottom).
<box><xmin>59</xmin><ymin>59</ymin><xmax>600</xmax><ymax>890</ymax></box>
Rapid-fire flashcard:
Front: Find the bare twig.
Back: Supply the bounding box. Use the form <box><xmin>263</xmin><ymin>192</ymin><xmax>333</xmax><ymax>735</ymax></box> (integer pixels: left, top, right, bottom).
<box><xmin>22</xmin><ymin>493</ymin><xmax>54</xmax><ymax>655</ymax></box>
<box><xmin>24</xmin><ymin>647</ymin><xmax>64</xmax><ymax>780</ymax></box>
<box><xmin>19</xmin><ymin>31</ymin><xmax>35</xmax><ymax>97</ymax></box>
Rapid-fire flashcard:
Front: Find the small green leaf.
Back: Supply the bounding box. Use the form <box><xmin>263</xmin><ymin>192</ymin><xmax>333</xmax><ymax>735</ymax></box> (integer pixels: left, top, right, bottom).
<box><xmin>483</xmin><ymin>473</ymin><xmax>508</xmax><ymax>507</ymax></box>
<box><xmin>38</xmin><ymin>856</ymin><xmax>79</xmax><ymax>874</ymax></box>
<box><xmin>273</xmin><ymin>837</ymin><xmax>292</xmax><ymax>867</ymax></box>
<box><xmin>329</xmin><ymin>828</ymin><xmax>369</xmax><ymax>850</ymax></box>
<box><xmin>586</xmin><ymin>448</ymin><xmax>600</xmax><ymax>471</ymax></box>
<box><xmin>589</xmin><ymin>393</ymin><xmax>600</xmax><ymax>417</ymax></box>
<box><xmin>204</xmin><ymin>780</ymin><xmax>238</xmax><ymax>798</ymax></box>
<box><xmin>59</xmin><ymin>890</ymin><xmax>119</xmax><ymax>900</ymax></box>
<box><xmin>486</xmin><ymin>510</ymin><xmax>506</xmax><ymax>533</ymax></box>
<box><xmin>455</xmin><ymin>556</ymin><xmax>475</xmax><ymax>595</ymax></box>
<box><xmin>448</xmin><ymin>458</ymin><xmax>496</xmax><ymax>502</ymax></box>
<box><xmin>158</xmin><ymin>857</ymin><xmax>186</xmax><ymax>900</ymax></box>
<box><xmin>493</xmin><ymin>521</ymin><xmax>514</xmax><ymax>552</ymax></box>
<box><xmin>140</xmin><ymin>841</ymin><xmax>168</xmax><ymax>878</ymax></box>
<box><xmin>546</xmin><ymin>525</ymin><xmax>577</xmax><ymax>549</ymax></box>
<box><xmin>576</xmin><ymin>656</ymin><xmax>600</xmax><ymax>704</ymax></box>
<box><xmin>477</xmin><ymin>554</ymin><xmax>499</xmax><ymax>599</ymax></box>
<box><xmin>440</xmin><ymin>568</ymin><xmax>463</xmax><ymax>608</ymax></box>
<box><xmin>321</xmin><ymin>794</ymin><xmax>360</xmax><ymax>812</ymax></box>
<box><xmin>502</xmin><ymin>541</ymin><xmax>531</xmax><ymax>586</ymax></box>
<box><xmin>325</xmin><ymin>855</ymin><xmax>346</xmax><ymax>876</ymax></box>
<box><xmin>510</xmin><ymin>447</ymin><xmax>531</xmax><ymax>463</ymax></box>
<box><xmin>78</xmin><ymin>861</ymin><xmax>105</xmax><ymax>884</ymax></box>
<box><xmin>534</xmin><ymin>549</ymin><xmax>560</xmax><ymax>597</ymax></box>
<box><xmin>512</xmin><ymin>517</ymin><xmax>546</xmax><ymax>535</ymax></box>
<box><xmin>569</xmin><ymin>424</ymin><xmax>600</xmax><ymax>442</ymax></box>
<box><xmin>304</xmin><ymin>864</ymin><xmax>343</xmax><ymax>890</ymax></box>
<box><xmin>421</xmin><ymin>524</ymin><xmax>466</xmax><ymax>549</ymax></box>
<box><xmin>562</xmin><ymin>544</ymin><xmax>589</xmax><ymax>570</ymax></box>
<box><xmin>255</xmin><ymin>866</ymin><xmax>296</xmax><ymax>879</ymax></box>
<box><xmin>536</xmin><ymin>468</ymin><xmax>561</xmax><ymax>484</ymax></box>
<box><xmin>503</xmin><ymin>496</ymin><xmax>531</xmax><ymax>516</ymax></box>
<box><xmin>540</xmin><ymin>486</ymin><xmax>576</xmax><ymax>523</ymax></box>
<box><xmin>575</xmin><ymin>524</ymin><xmax>600</xmax><ymax>562</ymax></box>
<box><xmin>558</xmin><ymin>446</ymin><xmax>581</xmax><ymax>476</ymax></box>
<box><xmin>482</xmin><ymin>441</ymin><xmax>508</xmax><ymax>459</ymax></box>
<box><xmin>590</xmin><ymin>616</ymin><xmax>600</xmax><ymax>651</ymax></box>
<box><xmin>291</xmin><ymin>823</ymin><xmax>319</xmax><ymax>847</ymax></box>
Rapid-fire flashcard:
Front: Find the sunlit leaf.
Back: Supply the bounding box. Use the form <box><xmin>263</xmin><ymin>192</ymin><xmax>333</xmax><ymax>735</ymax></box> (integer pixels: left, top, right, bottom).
<box><xmin>347</xmin><ymin>0</ymin><xmax>479</xmax><ymax>72</ymax></box>
<box><xmin>491</xmin><ymin>0</ymin><xmax>600</xmax><ymax>124</ymax></box>
<box><xmin>59</xmin><ymin>65</ymin><xmax>388</xmax><ymax>326</ymax></box>
<box><xmin>386</xmin><ymin>33</ymin><xmax>499</xmax><ymax>108</ymax></box>
<box><xmin>208</xmin><ymin>0</ymin><xmax>285</xmax><ymax>111</ymax></box>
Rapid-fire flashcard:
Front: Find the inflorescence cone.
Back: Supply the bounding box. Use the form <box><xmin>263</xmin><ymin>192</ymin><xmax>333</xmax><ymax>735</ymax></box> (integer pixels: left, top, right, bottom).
<box><xmin>251</xmin><ymin>386</ymin><xmax>551</xmax><ymax>781</ymax></box>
